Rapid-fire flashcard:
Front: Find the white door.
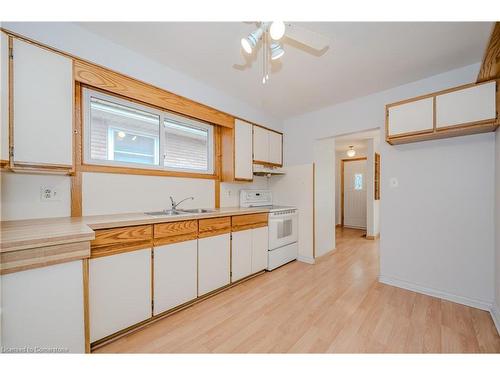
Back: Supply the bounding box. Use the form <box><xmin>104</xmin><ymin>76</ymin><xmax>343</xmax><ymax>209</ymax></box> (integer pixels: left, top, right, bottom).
<box><xmin>268</xmin><ymin>131</ymin><xmax>283</xmax><ymax>165</ymax></box>
<box><xmin>234</xmin><ymin>119</ymin><xmax>253</xmax><ymax>180</ymax></box>
<box><xmin>253</xmin><ymin>125</ymin><xmax>269</xmax><ymax>163</ymax></box>
<box><xmin>231</xmin><ymin>229</ymin><xmax>252</xmax><ymax>282</ymax></box>
<box><xmin>153</xmin><ymin>240</ymin><xmax>197</xmax><ymax>315</ymax></box>
<box><xmin>343</xmin><ymin>159</ymin><xmax>367</xmax><ymax>229</ymax></box>
<box><xmin>89</xmin><ymin>249</ymin><xmax>152</xmax><ymax>342</ymax></box>
<box><xmin>12</xmin><ymin>39</ymin><xmax>73</xmax><ymax>166</ymax></box>
<box><xmin>251</xmin><ymin>226</ymin><xmax>268</xmax><ymax>273</ymax></box>
<box><xmin>198</xmin><ymin>233</ymin><xmax>230</xmax><ymax>296</ymax></box>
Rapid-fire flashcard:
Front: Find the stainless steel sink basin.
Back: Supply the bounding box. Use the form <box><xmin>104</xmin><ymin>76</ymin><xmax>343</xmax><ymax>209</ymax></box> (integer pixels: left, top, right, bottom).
<box><xmin>144</xmin><ymin>210</ymin><xmax>185</xmax><ymax>216</ymax></box>
<box><xmin>145</xmin><ymin>208</ymin><xmax>215</xmax><ymax>216</ymax></box>
<box><xmin>177</xmin><ymin>208</ymin><xmax>215</xmax><ymax>214</ymax></box>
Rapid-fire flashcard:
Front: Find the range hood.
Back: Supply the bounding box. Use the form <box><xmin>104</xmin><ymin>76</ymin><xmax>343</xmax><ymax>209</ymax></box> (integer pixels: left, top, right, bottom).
<box><xmin>253</xmin><ymin>164</ymin><xmax>285</xmax><ymax>177</ymax></box>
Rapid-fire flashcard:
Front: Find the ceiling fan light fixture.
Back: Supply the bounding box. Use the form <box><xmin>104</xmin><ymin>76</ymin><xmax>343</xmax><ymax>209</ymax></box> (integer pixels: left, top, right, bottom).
<box><xmin>241</xmin><ymin>27</ymin><xmax>264</xmax><ymax>54</ymax></box>
<box><xmin>270</xmin><ymin>43</ymin><xmax>285</xmax><ymax>60</ymax></box>
<box><xmin>347</xmin><ymin>146</ymin><xmax>356</xmax><ymax>158</ymax></box>
<box><xmin>270</xmin><ymin>21</ymin><xmax>286</xmax><ymax>40</ymax></box>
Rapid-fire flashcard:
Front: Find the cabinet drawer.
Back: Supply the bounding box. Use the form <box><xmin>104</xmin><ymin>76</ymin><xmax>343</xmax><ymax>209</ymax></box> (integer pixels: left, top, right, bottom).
<box><xmin>91</xmin><ymin>225</ymin><xmax>152</xmax><ymax>258</ymax></box>
<box><xmin>232</xmin><ymin>213</ymin><xmax>268</xmax><ymax>232</ymax></box>
<box><xmin>154</xmin><ymin>220</ymin><xmax>198</xmax><ymax>246</ymax></box>
<box><xmin>198</xmin><ymin>217</ymin><xmax>231</xmax><ymax>238</ymax></box>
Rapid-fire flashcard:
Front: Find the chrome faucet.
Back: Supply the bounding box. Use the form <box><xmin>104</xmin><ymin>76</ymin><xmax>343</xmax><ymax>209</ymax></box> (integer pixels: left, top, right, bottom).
<box><xmin>169</xmin><ymin>196</ymin><xmax>194</xmax><ymax>210</ymax></box>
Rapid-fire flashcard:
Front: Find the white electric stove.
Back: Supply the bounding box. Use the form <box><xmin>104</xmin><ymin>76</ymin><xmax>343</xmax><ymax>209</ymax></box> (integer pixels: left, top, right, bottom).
<box><xmin>240</xmin><ymin>190</ymin><xmax>298</xmax><ymax>270</ymax></box>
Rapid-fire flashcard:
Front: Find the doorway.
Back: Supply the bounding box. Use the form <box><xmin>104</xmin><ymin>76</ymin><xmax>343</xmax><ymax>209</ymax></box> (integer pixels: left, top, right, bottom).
<box><xmin>341</xmin><ymin>157</ymin><xmax>367</xmax><ymax>229</ymax></box>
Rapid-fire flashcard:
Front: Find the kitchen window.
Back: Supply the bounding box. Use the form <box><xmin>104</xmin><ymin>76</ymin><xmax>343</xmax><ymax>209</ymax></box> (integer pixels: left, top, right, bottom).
<box><xmin>83</xmin><ymin>89</ymin><xmax>214</xmax><ymax>174</ymax></box>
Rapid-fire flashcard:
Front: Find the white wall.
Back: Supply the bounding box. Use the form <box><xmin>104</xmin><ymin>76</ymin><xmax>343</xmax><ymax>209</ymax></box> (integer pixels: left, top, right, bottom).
<box><xmin>219</xmin><ymin>177</ymin><xmax>269</xmax><ymax>208</ymax></box>
<box><xmin>1</xmin><ymin>171</ymin><xmax>71</xmax><ymax>220</ymax></box>
<box><xmin>82</xmin><ymin>172</ymin><xmax>215</xmax><ymax>216</ymax></box>
<box><xmin>270</xmin><ymin>164</ymin><xmax>315</xmax><ymax>263</ymax></box>
<box><xmin>0</xmin><ymin>23</ymin><xmax>282</xmax><ymax>220</ymax></box>
<box><xmin>314</xmin><ymin>138</ymin><xmax>336</xmax><ymax>257</ymax></box>
<box><xmin>494</xmin><ymin>128</ymin><xmax>500</xmax><ymax>331</ymax></box>
<box><xmin>284</xmin><ymin>62</ymin><xmax>496</xmax><ymax>309</ymax></box>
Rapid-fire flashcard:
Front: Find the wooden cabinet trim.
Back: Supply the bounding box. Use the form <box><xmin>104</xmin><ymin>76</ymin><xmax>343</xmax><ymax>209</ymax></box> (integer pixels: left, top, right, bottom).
<box><xmin>198</xmin><ymin>217</ymin><xmax>231</xmax><ymax>238</ymax></box>
<box><xmin>231</xmin><ymin>213</ymin><xmax>268</xmax><ymax>232</ymax></box>
<box><xmin>74</xmin><ymin>60</ymin><xmax>234</xmax><ymax>129</ymax></box>
<box><xmin>91</xmin><ymin>225</ymin><xmax>153</xmax><ymax>258</ymax></box>
<box><xmin>153</xmin><ymin>220</ymin><xmax>198</xmax><ymax>246</ymax></box>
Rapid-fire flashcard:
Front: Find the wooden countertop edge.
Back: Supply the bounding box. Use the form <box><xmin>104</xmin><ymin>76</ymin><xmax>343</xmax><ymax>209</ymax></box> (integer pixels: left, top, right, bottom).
<box><xmin>0</xmin><ymin>207</ymin><xmax>270</xmax><ymax>253</ymax></box>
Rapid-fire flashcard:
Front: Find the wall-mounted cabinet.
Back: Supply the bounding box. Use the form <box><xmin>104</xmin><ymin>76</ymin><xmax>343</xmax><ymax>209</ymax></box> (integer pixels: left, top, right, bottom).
<box><xmin>386</xmin><ymin>81</ymin><xmax>498</xmax><ymax>145</ymax></box>
<box><xmin>10</xmin><ymin>37</ymin><xmax>74</xmax><ymax>172</ymax></box>
<box><xmin>221</xmin><ymin>119</ymin><xmax>253</xmax><ymax>182</ymax></box>
<box><xmin>253</xmin><ymin>125</ymin><xmax>283</xmax><ymax>166</ymax></box>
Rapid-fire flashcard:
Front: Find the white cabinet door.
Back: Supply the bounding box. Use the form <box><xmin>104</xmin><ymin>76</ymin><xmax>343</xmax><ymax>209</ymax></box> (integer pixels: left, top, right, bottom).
<box><xmin>198</xmin><ymin>233</ymin><xmax>230</xmax><ymax>296</ymax></box>
<box><xmin>234</xmin><ymin>119</ymin><xmax>253</xmax><ymax>180</ymax></box>
<box><xmin>231</xmin><ymin>229</ymin><xmax>252</xmax><ymax>282</ymax></box>
<box><xmin>0</xmin><ymin>33</ymin><xmax>8</xmax><ymax>161</ymax></box>
<box><xmin>253</xmin><ymin>125</ymin><xmax>269</xmax><ymax>162</ymax></box>
<box><xmin>387</xmin><ymin>97</ymin><xmax>434</xmax><ymax>137</ymax></box>
<box><xmin>251</xmin><ymin>226</ymin><xmax>269</xmax><ymax>273</ymax></box>
<box><xmin>268</xmin><ymin>131</ymin><xmax>283</xmax><ymax>165</ymax></box>
<box><xmin>89</xmin><ymin>249</ymin><xmax>151</xmax><ymax>342</ymax></box>
<box><xmin>12</xmin><ymin>39</ymin><xmax>73</xmax><ymax>166</ymax></box>
<box><xmin>1</xmin><ymin>260</ymin><xmax>85</xmax><ymax>353</ymax></box>
<box><xmin>436</xmin><ymin>82</ymin><xmax>497</xmax><ymax>129</ymax></box>
<box><xmin>153</xmin><ymin>240</ymin><xmax>197</xmax><ymax>315</ymax></box>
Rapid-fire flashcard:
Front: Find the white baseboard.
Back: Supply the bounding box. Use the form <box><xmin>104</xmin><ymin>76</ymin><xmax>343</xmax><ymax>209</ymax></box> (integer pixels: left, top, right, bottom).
<box><xmin>297</xmin><ymin>255</ymin><xmax>315</xmax><ymax>264</ymax></box>
<box><xmin>379</xmin><ymin>275</ymin><xmax>492</xmax><ymax>312</ymax></box>
<box><xmin>491</xmin><ymin>304</ymin><xmax>500</xmax><ymax>335</ymax></box>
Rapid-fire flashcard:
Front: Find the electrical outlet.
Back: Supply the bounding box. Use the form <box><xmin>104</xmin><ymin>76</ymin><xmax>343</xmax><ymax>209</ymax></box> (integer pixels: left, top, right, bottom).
<box><xmin>40</xmin><ymin>186</ymin><xmax>60</xmax><ymax>202</ymax></box>
<box><xmin>225</xmin><ymin>189</ymin><xmax>232</xmax><ymax>197</ymax></box>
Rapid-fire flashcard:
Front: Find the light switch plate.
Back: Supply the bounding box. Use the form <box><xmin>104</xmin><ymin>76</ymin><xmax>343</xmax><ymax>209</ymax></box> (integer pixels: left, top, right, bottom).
<box><xmin>390</xmin><ymin>177</ymin><xmax>399</xmax><ymax>188</ymax></box>
<box><xmin>40</xmin><ymin>186</ymin><xmax>60</xmax><ymax>201</ymax></box>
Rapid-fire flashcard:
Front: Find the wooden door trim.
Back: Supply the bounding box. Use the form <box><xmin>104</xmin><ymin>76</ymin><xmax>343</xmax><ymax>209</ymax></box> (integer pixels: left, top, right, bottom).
<box><xmin>340</xmin><ymin>157</ymin><xmax>368</xmax><ymax>227</ymax></box>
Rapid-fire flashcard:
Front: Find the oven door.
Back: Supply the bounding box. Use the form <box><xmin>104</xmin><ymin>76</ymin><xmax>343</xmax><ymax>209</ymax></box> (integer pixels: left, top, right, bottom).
<box><xmin>268</xmin><ymin>211</ymin><xmax>298</xmax><ymax>250</ymax></box>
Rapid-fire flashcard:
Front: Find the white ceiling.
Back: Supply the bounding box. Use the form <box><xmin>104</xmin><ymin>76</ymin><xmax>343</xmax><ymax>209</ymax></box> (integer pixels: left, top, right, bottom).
<box><xmin>77</xmin><ymin>22</ymin><xmax>492</xmax><ymax>120</ymax></box>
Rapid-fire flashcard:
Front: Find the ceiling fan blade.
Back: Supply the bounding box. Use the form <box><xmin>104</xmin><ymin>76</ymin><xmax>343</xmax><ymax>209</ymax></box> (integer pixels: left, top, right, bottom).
<box><xmin>284</xmin><ymin>23</ymin><xmax>329</xmax><ymax>51</ymax></box>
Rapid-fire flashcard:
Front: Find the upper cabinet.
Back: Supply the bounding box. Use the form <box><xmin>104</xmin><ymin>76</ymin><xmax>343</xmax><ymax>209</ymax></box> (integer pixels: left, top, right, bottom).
<box><xmin>234</xmin><ymin>119</ymin><xmax>253</xmax><ymax>180</ymax></box>
<box><xmin>253</xmin><ymin>125</ymin><xmax>283</xmax><ymax>166</ymax></box>
<box><xmin>11</xmin><ymin>39</ymin><xmax>74</xmax><ymax>169</ymax></box>
<box><xmin>387</xmin><ymin>97</ymin><xmax>434</xmax><ymax>137</ymax></box>
<box><xmin>386</xmin><ymin>81</ymin><xmax>498</xmax><ymax>145</ymax></box>
<box><xmin>435</xmin><ymin>81</ymin><xmax>496</xmax><ymax>129</ymax></box>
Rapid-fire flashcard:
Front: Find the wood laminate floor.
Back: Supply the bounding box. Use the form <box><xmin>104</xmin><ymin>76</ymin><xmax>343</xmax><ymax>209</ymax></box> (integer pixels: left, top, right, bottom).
<box><xmin>95</xmin><ymin>228</ymin><xmax>500</xmax><ymax>353</ymax></box>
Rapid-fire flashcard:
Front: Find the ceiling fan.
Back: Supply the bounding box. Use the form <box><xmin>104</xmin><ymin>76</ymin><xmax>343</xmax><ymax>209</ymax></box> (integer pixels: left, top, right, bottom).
<box><xmin>240</xmin><ymin>21</ymin><xmax>329</xmax><ymax>84</ymax></box>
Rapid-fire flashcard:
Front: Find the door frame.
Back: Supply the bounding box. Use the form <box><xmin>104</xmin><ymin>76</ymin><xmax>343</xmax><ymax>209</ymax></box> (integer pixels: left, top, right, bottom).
<box><xmin>340</xmin><ymin>157</ymin><xmax>368</xmax><ymax>227</ymax></box>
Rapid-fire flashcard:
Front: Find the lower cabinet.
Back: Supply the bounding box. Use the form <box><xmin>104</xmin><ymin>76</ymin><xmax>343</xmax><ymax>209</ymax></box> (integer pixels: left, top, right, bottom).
<box><xmin>153</xmin><ymin>239</ymin><xmax>198</xmax><ymax>315</ymax></box>
<box><xmin>1</xmin><ymin>260</ymin><xmax>85</xmax><ymax>353</ymax></box>
<box><xmin>251</xmin><ymin>226</ymin><xmax>269</xmax><ymax>273</ymax></box>
<box><xmin>89</xmin><ymin>248</ymin><xmax>152</xmax><ymax>342</ymax></box>
<box><xmin>231</xmin><ymin>226</ymin><xmax>269</xmax><ymax>282</ymax></box>
<box><xmin>232</xmin><ymin>230</ymin><xmax>253</xmax><ymax>282</ymax></box>
<box><xmin>198</xmin><ymin>233</ymin><xmax>230</xmax><ymax>296</ymax></box>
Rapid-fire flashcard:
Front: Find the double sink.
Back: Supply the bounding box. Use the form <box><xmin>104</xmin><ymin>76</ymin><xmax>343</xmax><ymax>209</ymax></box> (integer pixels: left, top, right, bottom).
<box><xmin>145</xmin><ymin>208</ymin><xmax>215</xmax><ymax>217</ymax></box>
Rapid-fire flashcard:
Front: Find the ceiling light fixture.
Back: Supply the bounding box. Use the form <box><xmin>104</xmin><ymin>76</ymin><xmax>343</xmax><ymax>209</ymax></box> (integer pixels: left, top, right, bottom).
<box><xmin>270</xmin><ymin>43</ymin><xmax>285</xmax><ymax>60</ymax></box>
<box><xmin>270</xmin><ymin>21</ymin><xmax>286</xmax><ymax>40</ymax></box>
<box><xmin>347</xmin><ymin>146</ymin><xmax>356</xmax><ymax>158</ymax></box>
<box><xmin>241</xmin><ymin>25</ymin><xmax>266</xmax><ymax>54</ymax></box>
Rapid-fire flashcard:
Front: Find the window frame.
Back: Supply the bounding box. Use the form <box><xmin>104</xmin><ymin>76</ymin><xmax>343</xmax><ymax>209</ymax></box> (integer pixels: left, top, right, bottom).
<box><xmin>82</xmin><ymin>88</ymin><xmax>216</xmax><ymax>177</ymax></box>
